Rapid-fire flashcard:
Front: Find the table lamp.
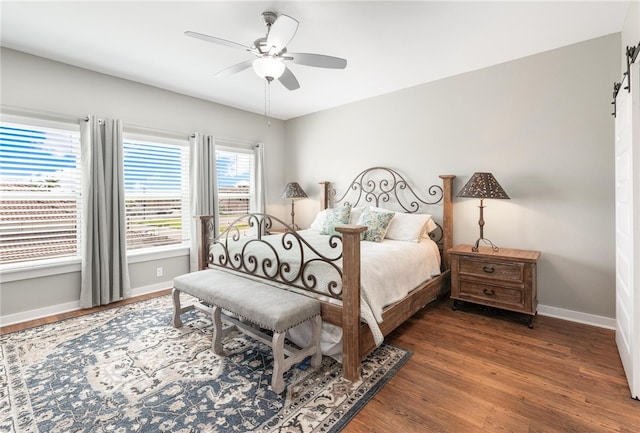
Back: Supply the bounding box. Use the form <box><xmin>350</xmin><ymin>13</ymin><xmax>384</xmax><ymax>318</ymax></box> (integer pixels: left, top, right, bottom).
<box><xmin>457</xmin><ymin>172</ymin><xmax>510</xmax><ymax>252</ymax></box>
<box><xmin>282</xmin><ymin>182</ymin><xmax>308</xmax><ymax>230</ymax></box>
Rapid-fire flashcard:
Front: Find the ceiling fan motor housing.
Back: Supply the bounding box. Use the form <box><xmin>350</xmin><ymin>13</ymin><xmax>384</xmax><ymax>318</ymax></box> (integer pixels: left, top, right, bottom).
<box><xmin>261</xmin><ymin>11</ymin><xmax>278</xmax><ymax>26</ymax></box>
<box><xmin>253</xmin><ymin>38</ymin><xmax>288</xmax><ymax>56</ymax></box>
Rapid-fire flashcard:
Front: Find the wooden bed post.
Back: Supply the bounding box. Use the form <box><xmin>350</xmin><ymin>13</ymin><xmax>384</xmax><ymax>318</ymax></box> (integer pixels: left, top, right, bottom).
<box><xmin>335</xmin><ymin>224</ymin><xmax>367</xmax><ymax>381</ymax></box>
<box><xmin>195</xmin><ymin>215</ymin><xmax>214</xmax><ymax>271</ymax></box>
<box><xmin>439</xmin><ymin>175</ymin><xmax>455</xmax><ymax>270</ymax></box>
<box><xmin>319</xmin><ymin>181</ymin><xmax>329</xmax><ymax>210</ymax></box>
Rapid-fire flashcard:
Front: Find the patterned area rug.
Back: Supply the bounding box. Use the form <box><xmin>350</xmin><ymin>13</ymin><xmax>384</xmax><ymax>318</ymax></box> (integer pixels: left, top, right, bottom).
<box><xmin>1</xmin><ymin>295</ymin><xmax>410</xmax><ymax>432</ymax></box>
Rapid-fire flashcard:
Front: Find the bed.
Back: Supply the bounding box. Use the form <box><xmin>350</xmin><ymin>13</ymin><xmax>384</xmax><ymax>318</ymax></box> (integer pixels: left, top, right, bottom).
<box><xmin>193</xmin><ymin>167</ymin><xmax>455</xmax><ymax>381</ymax></box>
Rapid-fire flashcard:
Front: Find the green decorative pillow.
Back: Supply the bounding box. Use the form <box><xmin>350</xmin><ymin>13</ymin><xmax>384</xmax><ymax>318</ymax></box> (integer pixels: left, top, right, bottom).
<box><xmin>356</xmin><ymin>209</ymin><xmax>395</xmax><ymax>242</ymax></box>
<box><xmin>321</xmin><ymin>205</ymin><xmax>351</xmax><ymax>236</ymax></box>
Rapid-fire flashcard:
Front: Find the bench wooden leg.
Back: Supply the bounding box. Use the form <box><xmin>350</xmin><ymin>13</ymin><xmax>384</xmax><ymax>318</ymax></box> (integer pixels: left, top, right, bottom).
<box><xmin>271</xmin><ymin>331</ymin><xmax>286</xmax><ymax>394</ymax></box>
<box><xmin>172</xmin><ymin>288</ymin><xmax>196</xmax><ymax>328</ymax></box>
<box><xmin>310</xmin><ymin>315</ymin><xmax>322</xmax><ymax>369</ymax></box>
<box><xmin>172</xmin><ymin>289</ymin><xmax>183</xmax><ymax>327</ymax></box>
<box><xmin>211</xmin><ymin>305</ymin><xmax>224</xmax><ymax>355</ymax></box>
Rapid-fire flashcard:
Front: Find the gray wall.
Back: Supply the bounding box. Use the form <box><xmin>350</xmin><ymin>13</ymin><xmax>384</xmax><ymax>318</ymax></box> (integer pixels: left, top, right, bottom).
<box><xmin>0</xmin><ymin>30</ymin><xmax>627</xmax><ymax>322</ymax></box>
<box><xmin>286</xmin><ymin>34</ymin><xmax>621</xmax><ymax>319</ymax></box>
<box><xmin>0</xmin><ymin>48</ymin><xmax>288</xmax><ymax>319</ymax></box>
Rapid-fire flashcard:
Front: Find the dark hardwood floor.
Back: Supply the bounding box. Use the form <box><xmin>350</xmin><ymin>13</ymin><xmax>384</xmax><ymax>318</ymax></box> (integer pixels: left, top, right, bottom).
<box><xmin>346</xmin><ymin>298</ymin><xmax>640</xmax><ymax>433</ymax></box>
<box><xmin>3</xmin><ymin>292</ymin><xmax>638</xmax><ymax>432</ymax></box>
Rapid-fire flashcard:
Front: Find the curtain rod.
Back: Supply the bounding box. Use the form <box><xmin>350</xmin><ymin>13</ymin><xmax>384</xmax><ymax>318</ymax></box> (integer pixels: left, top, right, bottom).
<box><xmin>1</xmin><ymin>104</ymin><xmax>88</xmax><ymax>123</ymax></box>
<box><xmin>1</xmin><ymin>104</ymin><xmax>258</xmax><ymax>146</ymax></box>
<box><xmin>124</xmin><ymin>123</ymin><xmax>190</xmax><ymax>141</ymax></box>
<box><xmin>215</xmin><ymin>136</ymin><xmax>260</xmax><ymax>148</ymax></box>
<box><xmin>1</xmin><ymin>104</ymin><xmax>190</xmax><ymax>140</ymax></box>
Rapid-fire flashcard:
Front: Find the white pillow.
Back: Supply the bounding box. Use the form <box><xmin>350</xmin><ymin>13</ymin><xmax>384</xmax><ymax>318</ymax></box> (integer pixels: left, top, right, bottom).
<box><xmin>370</xmin><ymin>206</ymin><xmax>434</xmax><ymax>242</ymax></box>
<box><xmin>385</xmin><ymin>212</ymin><xmax>433</xmax><ymax>242</ymax></box>
<box><xmin>349</xmin><ymin>206</ymin><xmax>365</xmax><ymax>224</ymax></box>
<box><xmin>309</xmin><ymin>209</ymin><xmax>328</xmax><ymax>231</ymax></box>
<box><xmin>422</xmin><ymin>218</ymin><xmax>438</xmax><ymax>235</ymax></box>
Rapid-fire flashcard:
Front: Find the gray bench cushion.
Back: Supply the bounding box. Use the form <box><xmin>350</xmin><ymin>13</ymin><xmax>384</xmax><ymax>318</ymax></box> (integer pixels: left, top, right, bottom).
<box><xmin>173</xmin><ymin>269</ymin><xmax>320</xmax><ymax>333</ymax></box>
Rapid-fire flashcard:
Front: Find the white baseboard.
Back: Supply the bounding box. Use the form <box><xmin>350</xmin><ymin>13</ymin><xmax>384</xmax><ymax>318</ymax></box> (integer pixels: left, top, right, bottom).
<box><xmin>130</xmin><ymin>281</ymin><xmax>172</xmax><ymax>297</ymax></box>
<box><xmin>0</xmin><ymin>300</ymin><xmax>81</xmax><ymax>328</ymax></box>
<box><xmin>1</xmin><ymin>291</ymin><xmax>616</xmax><ymax>331</ymax></box>
<box><xmin>0</xmin><ymin>281</ymin><xmax>172</xmax><ymax>328</ymax></box>
<box><xmin>537</xmin><ymin>304</ymin><xmax>616</xmax><ymax>330</ymax></box>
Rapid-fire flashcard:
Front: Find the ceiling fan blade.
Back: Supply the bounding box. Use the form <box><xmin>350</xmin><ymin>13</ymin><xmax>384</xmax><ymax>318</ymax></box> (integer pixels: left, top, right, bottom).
<box><xmin>185</xmin><ymin>31</ymin><xmax>252</xmax><ymax>52</ymax></box>
<box><xmin>214</xmin><ymin>59</ymin><xmax>254</xmax><ymax>77</ymax></box>
<box><xmin>278</xmin><ymin>67</ymin><xmax>300</xmax><ymax>90</ymax></box>
<box><xmin>267</xmin><ymin>15</ymin><xmax>299</xmax><ymax>53</ymax></box>
<box><xmin>288</xmin><ymin>53</ymin><xmax>347</xmax><ymax>69</ymax></box>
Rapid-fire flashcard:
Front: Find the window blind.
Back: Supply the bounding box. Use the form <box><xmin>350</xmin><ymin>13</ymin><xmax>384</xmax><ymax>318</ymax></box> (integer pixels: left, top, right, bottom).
<box><xmin>0</xmin><ymin>121</ymin><xmax>82</xmax><ymax>264</ymax></box>
<box><xmin>123</xmin><ymin>138</ymin><xmax>189</xmax><ymax>250</ymax></box>
<box><xmin>216</xmin><ymin>147</ymin><xmax>255</xmax><ymax>233</ymax></box>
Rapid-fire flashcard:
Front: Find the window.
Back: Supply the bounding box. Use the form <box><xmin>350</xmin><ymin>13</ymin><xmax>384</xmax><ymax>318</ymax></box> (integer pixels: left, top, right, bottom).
<box><xmin>0</xmin><ymin>120</ymin><xmax>190</xmax><ymax>267</ymax></box>
<box><xmin>123</xmin><ymin>136</ymin><xmax>190</xmax><ymax>250</ymax></box>
<box><xmin>0</xmin><ymin>120</ymin><xmax>82</xmax><ymax>265</ymax></box>
<box><xmin>216</xmin><ymin>145</ymin><xmax>255</xmax><ymax>234</ymax></box>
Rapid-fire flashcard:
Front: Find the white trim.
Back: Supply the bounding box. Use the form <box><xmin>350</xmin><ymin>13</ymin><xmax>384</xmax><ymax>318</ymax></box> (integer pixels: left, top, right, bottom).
<box><xmin>0</xmin><ymin>300</ymin><xmax>80</xmax><ymax>328</ymax></box>
<box><xmin>123</xmin><ymin>125</ymin><xmax>189</xmax><ymax>144</ymax></box>
<box><xmin>130</xmin><ymin>281</ymin><xmax>172</xmax><ymax>297</ymax></box>
<box><xmin>0</xmin><ymin>258</ymin><xmax>81</xmax><ymax>283</ymax></box>
<box><xmin>0</xmin><ymin>108</ymin><xmax>85</xmax><ymax>130</ymax></box>
<box><xmin>1</xmin><ymin>297</ymin><xmax>616</xmax><ymax>332</ymax></box>
<box><xmin>127</xmin><ymin>245</ymin><xmax>190</xmax><ymax>264</ymax></box>
<box><xmin>216</xmin><ymin>139</ymin><xmax>255</xmax><ymax>152</ymax></box>
<box><xmin>538</xmin><ymin>304</ymin><xmax>616</xmax><ymax>330</ymax></box>
<box><xmin>1</xmin><ymin>246</ymin><xmax>189</xmax><ymax>282</ymax></box>
<box><xmin>0</xmin><ymin>282</ymin><xmax>172</xmax><ymax>328</ymax></box>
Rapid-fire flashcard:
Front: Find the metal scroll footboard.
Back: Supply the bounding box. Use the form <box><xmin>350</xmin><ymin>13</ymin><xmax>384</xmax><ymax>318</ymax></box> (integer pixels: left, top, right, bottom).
<box><xmin>196</xmin><ymin>213</ymin><xmax>346</xmax><ymax>301</ymax></box>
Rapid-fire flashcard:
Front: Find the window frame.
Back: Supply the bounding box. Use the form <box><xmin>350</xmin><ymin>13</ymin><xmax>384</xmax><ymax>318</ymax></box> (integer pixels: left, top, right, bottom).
<box><xmin>0</xmin><ymin>114</ymin><xmax>83</xmax><ymax>270</ymax></box>
<box><xmin>122</xmin><ymin>131</ymin><xmax>191</xmax><ymax>254</ymax></box>
<box><xmin>215</xmin><ymin>140</ymin><xmax>258</xmax><ymax>236</ymax></box>
<box><xmin>0</xmin><ymin>119</ymin><xmax>193</xmax><ymax>280</ymax></box>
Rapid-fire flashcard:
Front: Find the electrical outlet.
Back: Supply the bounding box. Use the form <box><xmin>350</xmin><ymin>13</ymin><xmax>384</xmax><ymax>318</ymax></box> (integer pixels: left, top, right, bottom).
<box><xmin>156</xmin><ymin>267</ymin><xmax>163</xmax><ymax>277</ymax></box>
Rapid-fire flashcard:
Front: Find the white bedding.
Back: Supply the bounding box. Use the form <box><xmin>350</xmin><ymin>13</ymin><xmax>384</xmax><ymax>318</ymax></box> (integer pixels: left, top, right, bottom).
<box><xmin>209</xmin><ymin>228</ymin><xmax>441</xmax><ymax>355</ymax></box>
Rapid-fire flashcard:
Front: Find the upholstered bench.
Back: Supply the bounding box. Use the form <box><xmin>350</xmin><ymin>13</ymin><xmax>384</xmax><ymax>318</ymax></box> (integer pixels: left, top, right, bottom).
<box><xmin>172</xmin><ymin>268</ymin><xmax>322</xmax><ymax>393</ymax></box>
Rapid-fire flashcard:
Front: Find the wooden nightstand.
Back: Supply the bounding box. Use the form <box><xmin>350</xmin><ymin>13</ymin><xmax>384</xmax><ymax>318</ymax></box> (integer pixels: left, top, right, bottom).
<box><xmin>449</xmin><ymin>244</ymin><xmax>541</xmax><ymax>328</ymax></box>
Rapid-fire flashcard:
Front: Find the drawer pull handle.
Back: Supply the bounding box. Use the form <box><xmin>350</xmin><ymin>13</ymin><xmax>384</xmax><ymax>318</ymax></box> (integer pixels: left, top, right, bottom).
<box><xmin>483</xmin><ymin>289</ymin><xmax>495</xmax><ymax>296</ymax></box>
<box><xmin>483</xmin><ymin>266</ymin><xmax>495</xmax><ymax>273</ymax></box>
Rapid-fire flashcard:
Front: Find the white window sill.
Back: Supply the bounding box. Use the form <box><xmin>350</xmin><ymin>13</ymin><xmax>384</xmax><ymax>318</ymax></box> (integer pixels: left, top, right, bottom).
<box><xmin>0</xmin><ymin>257</ymin><xmax>82</xmax><ymax>283</ymax></box>
<box><xmin>127</xmin><ymin>244</ymin><xmax>190</xmax><ymax>264</ymax></box>
<box><xmin>0</xmin><ymin>244</ymin><xmax>190</xmax><ymax>283</ymax></box>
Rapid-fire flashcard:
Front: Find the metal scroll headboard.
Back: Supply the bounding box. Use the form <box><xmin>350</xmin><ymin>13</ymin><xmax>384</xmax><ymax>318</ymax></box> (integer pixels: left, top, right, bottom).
<box><xmin>321</xmin><ymin>166</ymin><xmax>446</xmax><ymax>244</ymax></box>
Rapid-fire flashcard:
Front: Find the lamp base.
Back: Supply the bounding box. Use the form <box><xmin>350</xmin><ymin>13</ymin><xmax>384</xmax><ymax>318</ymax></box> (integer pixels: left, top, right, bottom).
<box><xmin>289</xmin><ymin>200</ymin><xmax>300</xmax><ymax>231</ymax></box>
<box><xmin>472</xmin><ymin>237</ymin><xmax>500</xmax><ymax>252</ymax></box>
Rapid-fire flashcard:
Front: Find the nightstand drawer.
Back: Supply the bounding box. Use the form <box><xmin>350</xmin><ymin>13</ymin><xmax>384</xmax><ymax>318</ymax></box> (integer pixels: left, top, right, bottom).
<box><xmin>458</xmin><ymin>281</ymin><xmax>524</xmax><ymax>307</ymax></box>
<box><xmin>458</xmin><ymin>257</ymin><xmax>524</xmax><ymax>284</ymax></box>
<box><xmin>449</xmin><ymin>245</ymin><xmax>540</xmax><ymax>326</ymax></box>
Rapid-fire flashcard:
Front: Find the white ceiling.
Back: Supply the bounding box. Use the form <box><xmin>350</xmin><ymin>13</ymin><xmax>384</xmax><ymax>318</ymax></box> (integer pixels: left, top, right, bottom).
<box><xmin>0</xmin><ymin>1</ymin><xmax>631</xmax><ymax>120</ymax></box>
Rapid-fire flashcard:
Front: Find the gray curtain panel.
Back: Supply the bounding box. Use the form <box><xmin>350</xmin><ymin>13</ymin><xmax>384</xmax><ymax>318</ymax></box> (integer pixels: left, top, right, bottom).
<box><xmin>189</xmin><ymin>133</ymin><xmax>217</xmax><ymax>272</ymax></box>
<box><xmin>253</xmin><ymin>143</ymin><xmax>267</xmax><ymax>214</ymax></box>
<box><xmin>80</xmin><ymin>116</ymin><xmax>131</xmax><ymax>308</ymax></box>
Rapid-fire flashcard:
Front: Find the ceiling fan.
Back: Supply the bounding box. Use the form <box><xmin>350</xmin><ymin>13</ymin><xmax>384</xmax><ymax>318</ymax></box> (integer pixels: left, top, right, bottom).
<box><xmin>185</xmin><ymin>11</ymin><xmax>347</xmax><ymax>90</ymax></box>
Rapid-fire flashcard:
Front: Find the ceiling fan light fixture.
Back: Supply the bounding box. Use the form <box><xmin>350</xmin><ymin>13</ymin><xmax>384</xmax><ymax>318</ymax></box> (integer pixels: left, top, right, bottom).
<box><xmin>252</xmin><ymin>56</ymin><xmax>285</xmax><ymax>80</ymax></box>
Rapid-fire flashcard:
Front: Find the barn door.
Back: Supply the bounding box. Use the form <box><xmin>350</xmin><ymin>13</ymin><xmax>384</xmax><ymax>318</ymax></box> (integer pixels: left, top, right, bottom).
<box><xmin>615</xmin><ymin>63</ymin><xmax>640</xmax><ymax>400</ymax></box>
